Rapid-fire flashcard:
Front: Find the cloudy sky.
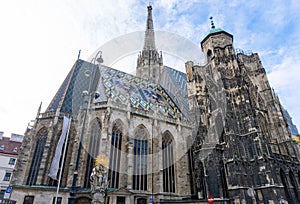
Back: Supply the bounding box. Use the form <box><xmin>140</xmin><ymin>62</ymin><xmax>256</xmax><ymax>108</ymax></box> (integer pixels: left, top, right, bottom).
<box><xmin>0</xmin><ymin>0</ymin><xmax>299</xmax><ymax>136</ymax></box>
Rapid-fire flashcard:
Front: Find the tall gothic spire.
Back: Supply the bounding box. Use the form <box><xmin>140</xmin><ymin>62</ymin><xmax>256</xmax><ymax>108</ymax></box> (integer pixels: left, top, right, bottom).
<box><xmin>144</xmin><ymin>5</ymin><xmax>156</xmax><ymax>50</ymax></box>
<box><xmin>136</xmin><ymin>5</ymin><xmax>163</xmax><ymax>84</ymax></box>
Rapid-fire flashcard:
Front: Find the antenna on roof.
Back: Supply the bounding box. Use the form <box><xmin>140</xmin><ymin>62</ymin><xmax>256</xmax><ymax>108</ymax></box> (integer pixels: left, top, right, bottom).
<box><xmin>210</xmin><ymin>16</ymin><xmax>215</xmax><ymax>29</ymax></box>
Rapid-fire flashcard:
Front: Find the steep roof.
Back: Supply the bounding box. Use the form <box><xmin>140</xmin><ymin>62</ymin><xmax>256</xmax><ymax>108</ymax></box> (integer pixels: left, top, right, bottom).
<box><xmin>46</xmin><ymin>60</ymin><xmax>99</xmax><ymax>115</ymax></box>
<box><xmin>161</xmin><ymin>66</ymin><xmax>189</xmax><ymax>118</ymax></box>
<box><xmin>46</xmin><ymin>60</ymin><xmax>189</xmax><ymax>120</ymax></box>
<box><xmin>95</xmin><ymin>65</ymin><xmax>188</xmax><ymax>120</ymax></box>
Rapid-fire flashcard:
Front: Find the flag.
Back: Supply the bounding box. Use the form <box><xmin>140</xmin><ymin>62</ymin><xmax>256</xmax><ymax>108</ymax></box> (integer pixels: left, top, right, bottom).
<box><xmin>48</xmin><ymin>116</ymin><xmax>71</xmax><ymax>180</ymax></box>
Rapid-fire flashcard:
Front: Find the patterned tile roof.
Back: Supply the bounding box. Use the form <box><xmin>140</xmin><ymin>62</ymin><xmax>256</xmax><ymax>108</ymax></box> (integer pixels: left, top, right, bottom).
<box><xmin>96</xmin><ymin>66</ymin><xmax>186</xmax><ymax>119</ymax></box>
<box><xmin>46</xmin><ymin>60</ymin><xmax>189</xmax><ymax>120</ymax></box>
<box><xmin>161</xmin><ymin>66</ymin><xmax>189</xmax><ymax>118</ymax></box>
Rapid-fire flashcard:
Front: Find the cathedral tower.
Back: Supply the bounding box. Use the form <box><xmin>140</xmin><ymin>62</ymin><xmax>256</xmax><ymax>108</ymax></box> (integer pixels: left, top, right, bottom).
<box><xmin>136</xmin><ymin>5</ymin><xmax>163</xmax><ymax>84</ymax></box>
<box><xmin>187</xmin><ymin>18</ymin><xmax>300</xmax><ymax>203</ymax></box>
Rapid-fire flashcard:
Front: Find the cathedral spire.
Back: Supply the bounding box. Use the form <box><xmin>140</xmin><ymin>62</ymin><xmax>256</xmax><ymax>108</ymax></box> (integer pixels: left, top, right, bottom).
<box><xmin>143</xmin><ymin>4</ymin><xmax>156</xmax><ymax>50</ymax></box>
<box><xmin>136</xmin><ymin>5</ymin><xmax>163</xmax><ymax>84</ymax></box>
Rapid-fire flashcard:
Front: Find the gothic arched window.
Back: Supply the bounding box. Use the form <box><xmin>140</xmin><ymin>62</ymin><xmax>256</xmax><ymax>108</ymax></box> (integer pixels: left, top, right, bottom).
<box><xmin>84</xmin><ymin>119</ymin><xmax>101</xmax><ymax>188</ymax></box>
<box><xmin>162</xmin><ymin>132</ymin><xmax>175</xmax><ymax>193</ymax></box>
<box><xmin>207</xmin><ymin>49</ymin><xmax>213</xmax><ymax>62</ymax></box>
<box><xmin>26</xmin><ymin>128</ymin><xmax>48</xmax><ymax>185</ymax></box>
<box><xmin>280</xmin><ymin>169</ymin><xmax>291</xmax><ymax>201</ymax></box>
<box><xmin>289</xmin><ymin>170</ymin><xmax>299</xmax><ymax>200</ymax></box>
<box><xmin>133</xmin><ymin>125</ymin><xmax>148</xmax><ymax>191</ymax></box>
<box><xmin>109</xmin><ymin>120</ymin><xmax>123</xmax><ymax>188</ymax></box>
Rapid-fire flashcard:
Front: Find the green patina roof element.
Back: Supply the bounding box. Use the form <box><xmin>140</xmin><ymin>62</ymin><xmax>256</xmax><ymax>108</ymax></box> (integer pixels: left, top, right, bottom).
<box><xmin>203</xmin><ymin>27</ymin><xmax>224</xmax><ymax>38</ymax></box>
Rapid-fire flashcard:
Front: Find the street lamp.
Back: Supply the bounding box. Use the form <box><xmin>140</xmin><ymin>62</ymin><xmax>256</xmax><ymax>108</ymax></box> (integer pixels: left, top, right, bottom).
<box><xmin>68</xmin><ymin>51</ymin><xmax>103</xmax><ymax>204</ymax></box>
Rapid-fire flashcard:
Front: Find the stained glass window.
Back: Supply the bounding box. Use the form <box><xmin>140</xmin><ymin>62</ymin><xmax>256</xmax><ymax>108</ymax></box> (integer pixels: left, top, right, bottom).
<box><xmin>26</xmin><ymin>128</ymin><xmax>48</xmax><ymax>185</ymax></box>
<box><xmin>133</xmin><ymin>126</ymin><xmax>148</xmax><ymax>191</ymax></box>
<box><xmin>162</xmin><ymin>132</ymin><xmax>175</xmax><ymax>193</ymax></box>
<box><xmin>109</xmin><ymin>121</ymin><xmax>123</xmax><ymax>188</ymax></box>
<box><xmin>84</xmin><ymin>119</ymin><xmax>101</xmax><ymax>188</ymax></box>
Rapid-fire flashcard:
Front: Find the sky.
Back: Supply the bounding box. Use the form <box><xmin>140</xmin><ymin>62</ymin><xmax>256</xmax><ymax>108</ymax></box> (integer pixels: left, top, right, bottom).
<box><xmin>0</xmin><ymin>0</ymin><xmax>299</xmax><ymax>136</ymax></box>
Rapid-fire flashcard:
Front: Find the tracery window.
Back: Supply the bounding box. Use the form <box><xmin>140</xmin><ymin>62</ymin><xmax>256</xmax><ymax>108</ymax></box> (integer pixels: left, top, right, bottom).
<box><xmin>289</xmin><ymin>171</ymin><xmax>299</xmax><ymax>200</ymax></box>
<box><xmin>280</xmin><ymin>169</ymin><xmax>291</xmax><ymax>201</ymax></box>
<box><xmin>26</xmin><ymin>128</ymin><xmax>48</xmax><ymax>185</ymax></box>
<box><xmin>109</xmin><ymin>121</ymin><xmax>123</xmax><ymax>188</ymax></box>
<box><xmin>84</xmin><ymin>119</ymin><xmax>101</xmax><ymax>188</ymax></box>
<box><xmin>133</xmin><ymin>126</ymin><xmax>148</xmax><ymax>191</ymax></box>
<box><xmin>162</xmin><ymin>132</ymin><xmax>175</xmax><ymax>193</ymax></box>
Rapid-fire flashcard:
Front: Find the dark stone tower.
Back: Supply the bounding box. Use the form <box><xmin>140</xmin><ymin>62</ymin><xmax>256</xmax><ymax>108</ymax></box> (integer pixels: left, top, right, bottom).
<box><xmin>187</xmin><ymin>19</ymin><xmax>300</xmax><ymax>203</ymax></box>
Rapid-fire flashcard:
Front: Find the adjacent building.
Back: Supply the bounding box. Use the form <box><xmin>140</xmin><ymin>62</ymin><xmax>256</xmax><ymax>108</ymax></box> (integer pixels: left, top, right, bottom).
<box><xmin>10</xmin><ymin>5</ymin><xmax>300</xmax><ymax>204</ymax></box>
<box><xmin>0</xmin><ymin>132</ymin><xmax>23</xmax><ymax>199</ymax></box>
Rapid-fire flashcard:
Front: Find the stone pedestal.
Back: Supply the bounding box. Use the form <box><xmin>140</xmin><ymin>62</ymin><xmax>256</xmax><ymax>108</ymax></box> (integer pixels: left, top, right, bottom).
<box><xmin>91</xmin><ymin>191</ymin><xmax>105</xmax><ymax>204</ymax></box>
<box><xmin>90</xmin><ymin>163</ymin><xmax>108</xmax><ymax>204</ymax></box>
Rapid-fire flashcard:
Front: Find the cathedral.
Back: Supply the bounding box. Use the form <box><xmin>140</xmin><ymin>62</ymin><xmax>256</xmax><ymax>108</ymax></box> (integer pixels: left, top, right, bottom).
<box><xmin>10</xmin><ymin>5</ymin><xmax>300</xmax><ymax>204</ymax></box>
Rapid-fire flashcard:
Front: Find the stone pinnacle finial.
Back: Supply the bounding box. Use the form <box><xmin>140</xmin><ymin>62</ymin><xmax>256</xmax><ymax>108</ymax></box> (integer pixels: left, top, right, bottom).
<box><xmin>147</xmin><ymin>4</ymin><xmax>153</xmax><ymax>30</ymax></box>
<box><xmin>210</xmin><ymin>16</ymin><xmax>215</xmax><ymax>29</ymax></box>
<box><xmin>144</xmin><ymin>4</ymin><xmax>156</xmax><ymax>50</ymax></box>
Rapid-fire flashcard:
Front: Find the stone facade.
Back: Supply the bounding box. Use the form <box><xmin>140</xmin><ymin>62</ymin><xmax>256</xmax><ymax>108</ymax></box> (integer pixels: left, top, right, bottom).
<box><xmin>187</xmin><ymin>28</ymin><xmax>300</xmax><ymax>203</ymax></box>
<box><xmin>9</xmin><ymin>5</ymin><xmax>300</xmax><ymax>204</ymax></box>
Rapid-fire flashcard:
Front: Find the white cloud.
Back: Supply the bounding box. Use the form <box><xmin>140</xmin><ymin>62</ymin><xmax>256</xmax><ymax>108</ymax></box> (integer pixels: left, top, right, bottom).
<box><xmin>268</xmin><ymin>57</ymin><xmax>300</xmax><ymax>89</ymax></box>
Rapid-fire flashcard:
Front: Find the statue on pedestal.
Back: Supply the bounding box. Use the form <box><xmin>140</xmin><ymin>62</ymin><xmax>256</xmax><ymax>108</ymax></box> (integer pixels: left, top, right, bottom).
<box><xmin>90</xmin><ymin>155</ymin><xmax>109</xmax><ymax>204</ymax></box>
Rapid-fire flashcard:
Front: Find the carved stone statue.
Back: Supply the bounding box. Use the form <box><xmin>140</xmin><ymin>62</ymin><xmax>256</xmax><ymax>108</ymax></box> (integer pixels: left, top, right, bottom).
<box><xmin>90</xmin><ymin>156</ymin><xmax>109</xmax><ymax>204</ymax></box>
<box><xmin>90</xmin><ymin>164</ymin><xmax>108</xmax><ymax>192</ymax></box>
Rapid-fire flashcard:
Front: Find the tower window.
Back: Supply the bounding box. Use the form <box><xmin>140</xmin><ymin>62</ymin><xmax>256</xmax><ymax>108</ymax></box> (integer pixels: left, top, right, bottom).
<box><xmin>207</xmin><ymin>49</ymin><xmax>213</xmax><ymax>62</ymax></box>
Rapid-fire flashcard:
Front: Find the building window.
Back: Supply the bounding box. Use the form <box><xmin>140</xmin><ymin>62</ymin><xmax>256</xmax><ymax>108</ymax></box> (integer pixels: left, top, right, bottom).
<box><xmin>26</xmin><ymin>128</ymin><xmax>48</xmax><ymax>185</ymax></box>
<box><xmin>52</xmin><ymin>197</ymin><xmax>62</xmax><ymax>204</ymax></box>
<box><xmin>9</xmin><ymin>158</ymin><xmax>16</xmax><ymax>165</ymax></box>
<box><xmin>109</xmin><ymin>121</ymin><xmax>123</xmax><ymax>188</ymax></box>
<box><xmin>13</xmin><ymin>147</ymin><xmax>18</xmax><ymax>152</ymax></box>
<box><xmin>84</xmin><ymin>119</ymin><xmax>101</xmax><ymax>188</ymax></box>
<box><xmin>207</xmin><ymin>49</ymin><xmax>213</xmax><ymax>62</ymax></box>
<box><xmin>133</xmin><ymin>126</ymin><xmax>148</xmax><ymax>191</ymax></box>
<box><xmin>116</xmin><ymin>196</ymin><xmax>126</xmax><ymax>204</ymax></box>
<box><xmin>0</xmin><ymin>190</ymin><xmax>5</xmax><ymax>199</ymax></box>
<box><xmin>23</xmin><ymin>196</ymin><xmax>34</xmax><ymax>204</ymax></box>
<box><xmin>3</xmin><ymin>172</ymin><xmax>11</xmax><ymax>181</ymax></box>
<box><xmin>162</xmin><ymin>133</ymin><xmax>175</xmax><ymax>193</ymax></box>
<box><xmin>136</xmin><ymin>198</ymin><xmax>147</xmax><ymax>204</ymax></box>
<box><xmin>0</xmin><ymin>145</ymin><xmax>4</xmax><ymax>150</ymax></box>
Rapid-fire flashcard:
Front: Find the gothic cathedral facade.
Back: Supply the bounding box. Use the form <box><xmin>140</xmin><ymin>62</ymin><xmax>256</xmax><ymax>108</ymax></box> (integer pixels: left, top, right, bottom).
<box><xmin>10</xmin><ymin>5</ymin><xmax>300</xmax><ymax>204</ymax></box>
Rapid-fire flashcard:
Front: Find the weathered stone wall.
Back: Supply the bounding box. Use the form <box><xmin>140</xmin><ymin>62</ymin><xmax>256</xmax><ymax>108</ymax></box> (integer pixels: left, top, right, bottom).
<box><xmin>188</xmin><ymin>30</ymin><xmax>300</xmax><ymax>203</ymax></box>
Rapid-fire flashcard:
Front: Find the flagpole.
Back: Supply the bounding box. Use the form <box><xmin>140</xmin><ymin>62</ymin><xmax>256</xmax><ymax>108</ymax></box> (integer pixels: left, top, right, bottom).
<box><xmin>54</xmin><ymin>117</ymin><xmax>72</xmax><ymax>204</ymax></box>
